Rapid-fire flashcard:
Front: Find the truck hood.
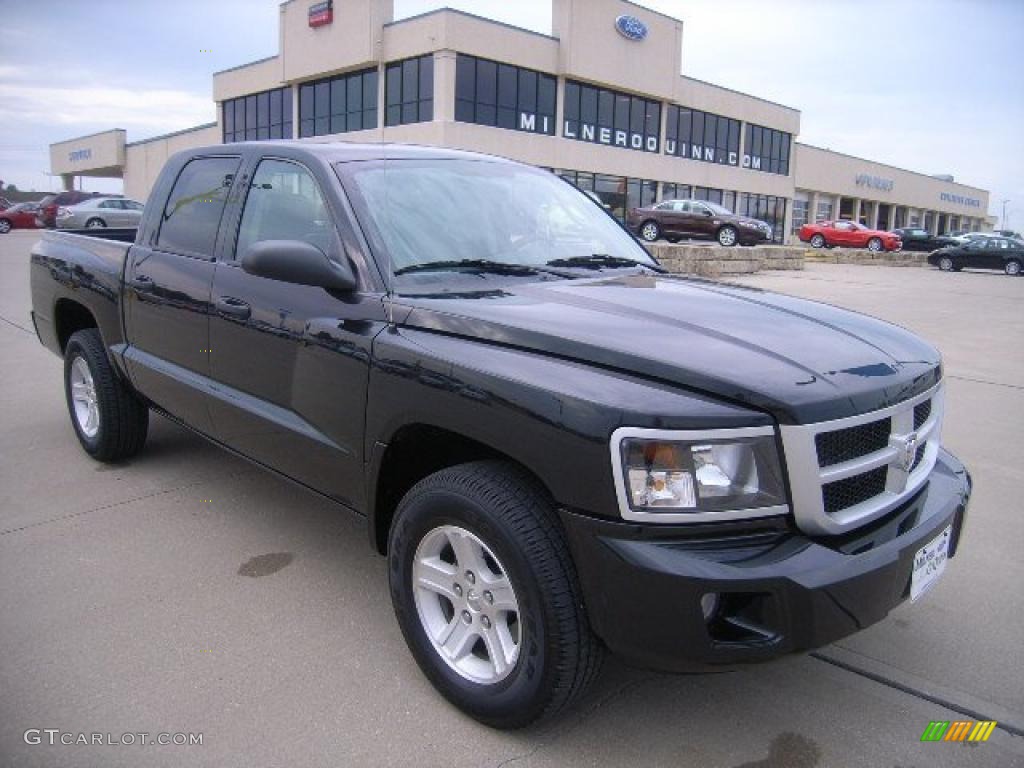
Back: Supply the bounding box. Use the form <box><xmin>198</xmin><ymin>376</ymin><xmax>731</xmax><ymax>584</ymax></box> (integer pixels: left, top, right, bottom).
<box><xmin>398</xmin><ymin>273</ymin><xmax>941</xmax><ymax>424</ymax></box>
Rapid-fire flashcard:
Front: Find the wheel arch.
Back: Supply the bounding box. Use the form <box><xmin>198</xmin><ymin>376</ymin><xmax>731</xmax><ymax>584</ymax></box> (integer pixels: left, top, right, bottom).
<box><xmin>367</xmin><ymin>423</ymin><xmax>552</xmax><ymax>555</ymax></box>
<box><xmin>54</xmin><ymin>297</ymin><xmax>99</xmax><ymax>353</ymax></box>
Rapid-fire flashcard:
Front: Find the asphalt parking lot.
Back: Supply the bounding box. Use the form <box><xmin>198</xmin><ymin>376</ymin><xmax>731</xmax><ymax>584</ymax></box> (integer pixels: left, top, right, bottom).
<box><xmin>1</xmin><ymin>228</ymin><xmax>1022</xmax><ymax>768</ymax></box>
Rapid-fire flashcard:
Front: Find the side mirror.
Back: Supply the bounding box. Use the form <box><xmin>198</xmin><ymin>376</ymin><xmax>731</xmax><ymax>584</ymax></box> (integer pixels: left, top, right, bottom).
<box><xmin>241</xmin><ymin>240</ymin><xmax>356</xmax><ymax>292</ymax></box>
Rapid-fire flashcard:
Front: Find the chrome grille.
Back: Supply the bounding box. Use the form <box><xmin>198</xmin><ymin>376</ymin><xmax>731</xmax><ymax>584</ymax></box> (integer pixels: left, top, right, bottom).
<box><xmin>779</xmin><ymin>382</ymin><xmax>944</xmax><ymax>535</ymax></box>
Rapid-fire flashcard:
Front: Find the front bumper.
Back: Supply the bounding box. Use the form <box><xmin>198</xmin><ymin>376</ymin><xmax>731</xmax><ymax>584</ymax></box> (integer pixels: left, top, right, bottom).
<box><xmin>562</xmin><ymin>448</ymin><xmax>971</xmax><ymax>672</ymax></box>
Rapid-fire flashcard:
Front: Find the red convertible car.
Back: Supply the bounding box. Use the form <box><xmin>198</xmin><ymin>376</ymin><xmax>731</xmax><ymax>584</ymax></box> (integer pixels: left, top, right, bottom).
<box><xmin>798</xmin><ymin>220</ymin><xmax>902</xmax><ymax>252</ymax></box>
<box><xmin>0</xmin><ymin>202</ymin><xmax>43</xmax><ymax>234</ymax></box>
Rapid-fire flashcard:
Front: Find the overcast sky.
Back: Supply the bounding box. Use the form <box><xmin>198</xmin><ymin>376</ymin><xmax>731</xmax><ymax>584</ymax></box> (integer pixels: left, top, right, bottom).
<box><xmin>0</xmin><ymin>0</ymin><xmax>1020</xmax><ymax>224</ymax></box>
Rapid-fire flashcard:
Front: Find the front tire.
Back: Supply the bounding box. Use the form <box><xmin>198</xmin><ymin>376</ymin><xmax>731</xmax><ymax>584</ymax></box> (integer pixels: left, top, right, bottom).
<box><xmin>85</xmin><ymin>217</ymin><xmax>106</xmax><ymax>229</ymax></box>
<box><xmin>867</xmin><ymin>237</ymin><xmax>883</xmax><ymax>252</ymax></box>
<box><xmin>388</xmin><ymin>460</ymin><xmax>603</xmax><ymax>729</ymax></box>
<box><xmin>64</xmin><ymin>329</ymin><xmax>148</xmax><ymax>461</ymax></box>
<box><xmin>1006</xmin><ymin>259</ymin><xmax>1022</xmax><ymax>276</ymax></box>
<box><xmin>810</xmin><ymin>233</ymin><xmax>826</xmax><ymax>248</ymax></box>
<box><xmin>639</xmin><ymin>220</ymin><xmax>661</xmax><ymax>242</ymax></box>
<box><xmin>938</xmin><ymin>256</ymin><xmax>954</xmax><ymax>272</ymax></box>
<box><xmin>717</xmin><ymin>225</ymin><xmax>738</xmax><ymax>247</ymax></box>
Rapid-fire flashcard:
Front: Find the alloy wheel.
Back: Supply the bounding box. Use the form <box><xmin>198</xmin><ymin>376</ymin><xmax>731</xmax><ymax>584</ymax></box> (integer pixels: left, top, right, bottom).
<box><xmin>412</xmin><ymin>524</ymin><xmax>521</xmax><ymax>685</ymax></box>
<box><xmin>641</xmin><ymin>222</ymin><xmax>659</xmax><ymax>242</ymax></box>
<box><xmin>70</xmin><ymin>356</ymin><xmax>100</xmax><ymax>438</ymax></box>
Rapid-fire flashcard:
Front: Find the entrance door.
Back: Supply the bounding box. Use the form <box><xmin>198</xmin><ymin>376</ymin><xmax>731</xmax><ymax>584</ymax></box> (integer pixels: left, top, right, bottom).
<box><xmin>206</xmin><ymin>157</ymin><xmax>384</xmax><ymax>507</ymax></box>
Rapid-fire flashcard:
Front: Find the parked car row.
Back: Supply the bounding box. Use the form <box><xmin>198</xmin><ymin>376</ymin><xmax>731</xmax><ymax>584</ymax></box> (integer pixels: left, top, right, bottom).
<box><xmin>626</xmin><ymin>199</ymin><xmax>773</xmax><ymax>247</ymax></box>
<box><xmin>0</xmin><ymin>194</ymin><xmax>144</xmax><ymax>233</ymax></box>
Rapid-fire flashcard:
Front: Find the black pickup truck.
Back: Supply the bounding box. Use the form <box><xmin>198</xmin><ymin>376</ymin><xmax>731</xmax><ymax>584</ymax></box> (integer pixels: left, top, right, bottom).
<box><xmin>30</xmin><ymin>142</ymin><xmax>971</xmax><ymax>728</ymax></box>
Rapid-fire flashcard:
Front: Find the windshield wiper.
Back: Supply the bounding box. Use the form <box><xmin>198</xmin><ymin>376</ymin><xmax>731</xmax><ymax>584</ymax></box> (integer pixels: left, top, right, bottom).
<box><xmin>545</xmin><ymin>254</ymin><xmax>664</xmax><ymax>272</ymax></box>
<box><xmin>394</xmin><ymin>259</ymin><xmax>544</xmax><ymax>277</ymax></box>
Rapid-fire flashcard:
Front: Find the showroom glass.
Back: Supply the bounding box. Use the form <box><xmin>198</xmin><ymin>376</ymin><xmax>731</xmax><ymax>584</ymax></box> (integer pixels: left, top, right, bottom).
<box><xmin>455</xmin><ymin>54</ymin><xmax>556</xmax><ymax>135</ymax></box>
<box><xmin>385</xmin><ymin>55</ymin><xmax>433</xmax><ymax>126</ymax></box>
<box><xmin>792</xmin><ymin>197</ymin><xmax>809</xmax><ymax>233</ymax></box>
<box><xmin>661</xmin><ymin>183</ymin><xmax>691</xmax><ymax>202</ymax></box>
<box><xmin>664</xmin><ymin>105</ymin><xmax>740</xmax><ymax>166</ymax></box>
<box><xmin>223</xmin><ymin>87</ymin><xmax>293</xmax><ymax>143</ymax></box>
<box><xmin>157</xmin><ymin>157</ymin><xmax>240</xmax><ymax>258</ymax></box>
<box><xmin>344</xmin><ymin>160</ymin><xmax>656</xmax><ymax>274</ymax></box>
<box><xmin>743</xmin><ymin>123</ymin><xmax>791</xmax><ymax>175</ymax></box>
<box><xmin>563</xmin><ymin>81</ymin><xmax>660</xmax><ymax>153</ymax></box>
<box><xmin>738</xmin><ymin>193</ymin><xmax>786</xmax><ymax>243</ymax></box>
<box><xmin>557</xmin><ymin>169</ymin><xmax>657</xmax><ymax>222</ymax></box>
<box><xmin>236</xmin><ymin>159</ymin><xmax>333</xmax><ymax>259</ymax></box>
<box><xmin>299</xmin><ymin>67</ymin><xmax>378</xmax><ymax>138</ymax></box>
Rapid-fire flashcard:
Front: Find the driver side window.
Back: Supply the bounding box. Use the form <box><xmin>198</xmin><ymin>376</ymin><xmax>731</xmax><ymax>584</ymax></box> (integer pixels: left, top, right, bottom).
<box><xmin>236</xmin><ymin>159</ymin><xmax>332</xmax><ymax>259</ymax></box>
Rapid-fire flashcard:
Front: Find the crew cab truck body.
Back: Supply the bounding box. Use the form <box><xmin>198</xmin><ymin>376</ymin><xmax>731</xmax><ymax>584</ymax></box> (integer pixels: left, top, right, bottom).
<box><xmin>30</xmin><ymin>142</ymin><xmax>971</xmax><ymax>729</ymax></box>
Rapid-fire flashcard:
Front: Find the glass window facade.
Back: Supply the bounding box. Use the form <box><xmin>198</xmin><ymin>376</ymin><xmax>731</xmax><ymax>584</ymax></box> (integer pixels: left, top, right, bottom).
<box><xmin>455</xmin><ymin>54</ymin><xmax>556</xmax><ymax>135</ymax></box>
<box><xmin>792</xmin><ymin>194</ymin><xmax>809</xmax><ymax>233</ymax></box>
<box><xmin>298</xmin><ymin>67</ymin><xmax>378</xmax><ymax>138</ymax></box>
<box><xmin>664</xmin><ymin>106</ymin><xmax>740</xmax><ymax>166</ymax></box>
<box><xmin>385</xmin><ymin>55</ymin><xmax>434</xmax><ymax>126</ymax></box>
<box><xmin>738</xmin><ymin>193</ymin><xmax>786</xmax><ymax>243</ymax></box>
<box><xmin>563</xmin><ymin>81</ymin><xmax>660</xmax><ymax>153</ymax></box>
<box><xmin>557</xmin><ymin>169</ymin><xmax>656</xmax><ymax>221</ymax></box>
<box><xmin>223</xmin><ymin>87</ymin><xmax>293</xmax><ymax>143</ymax></box>
<box><xmin>660</xmin><ymin>183</ymin><xmax>690</xmax><ymax>202</ymax></box>
<box><xmin>743</xmin><ymin>123</ymin><xmax>791</xmax><ymax>175</ymax></box>
<box><xmin>816</xmin><ymin>199</ymin><xmax>833</xmax><ymax>222</ymax></box>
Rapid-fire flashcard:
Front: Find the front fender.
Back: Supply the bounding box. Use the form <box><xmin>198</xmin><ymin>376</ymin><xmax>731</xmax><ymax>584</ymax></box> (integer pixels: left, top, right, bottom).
<box><xmin>366</xmin><ymin>327</ymin><xmax>773</xmax><ymax>522</ymax></box>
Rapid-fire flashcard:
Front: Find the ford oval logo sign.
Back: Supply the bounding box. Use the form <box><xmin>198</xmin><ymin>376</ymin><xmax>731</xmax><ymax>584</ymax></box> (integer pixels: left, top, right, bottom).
<box><xmin>615</xmin><ymin>14</ymin><xmax>648</xmax><ymax>41</ymax></box>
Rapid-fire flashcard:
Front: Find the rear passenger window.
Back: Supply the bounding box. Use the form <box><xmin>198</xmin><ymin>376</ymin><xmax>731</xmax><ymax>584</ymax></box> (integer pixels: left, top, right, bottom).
<box><xmin>235</xmin><ymin>159</ymin><xmax>333</xmax><ymax>259</ymax></box>
<box><xmin>157</xmin><ymin>157</ymin><xmax>240</xmax><ymax>258</ymax></box>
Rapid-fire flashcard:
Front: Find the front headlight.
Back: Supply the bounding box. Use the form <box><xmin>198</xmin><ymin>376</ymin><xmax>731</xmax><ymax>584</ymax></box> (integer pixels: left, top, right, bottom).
<box><xmin>611</xmin><ymin>427</ymin><xmax>789</xmax><ymax>523</ymax></box>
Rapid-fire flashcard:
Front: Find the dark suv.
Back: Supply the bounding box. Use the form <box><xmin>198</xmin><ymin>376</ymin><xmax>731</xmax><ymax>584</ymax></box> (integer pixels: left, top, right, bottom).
<box><xmin>627</xmin><ymin>198</ymin><xmax>773</xmax><ymax>247</ymax></box>
<box><xmin>37</xmin><ymin>191</ymin><xmax>109</xmax><ymax>228</ymax></box>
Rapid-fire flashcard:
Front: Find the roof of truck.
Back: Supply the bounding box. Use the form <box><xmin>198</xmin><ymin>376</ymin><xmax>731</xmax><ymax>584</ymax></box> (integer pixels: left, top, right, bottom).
<box><xmin>188</xmin><ymin>140</ymin><xmax>517</xmax><ymax>164</ymax></box>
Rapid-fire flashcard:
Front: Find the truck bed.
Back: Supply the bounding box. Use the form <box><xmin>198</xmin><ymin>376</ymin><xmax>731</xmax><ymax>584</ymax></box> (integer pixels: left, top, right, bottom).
<box><xmin>29</xmin><ymin>229</ymin><xmax>133</xmax><ymax>359</ymax></box>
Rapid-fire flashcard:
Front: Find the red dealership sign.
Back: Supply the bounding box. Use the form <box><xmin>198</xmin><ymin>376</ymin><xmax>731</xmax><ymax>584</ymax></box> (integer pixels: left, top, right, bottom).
<box><xmin>309</xmin><ymin>0</ymin><xmax>333</xmax><ymax>28</ymax></box>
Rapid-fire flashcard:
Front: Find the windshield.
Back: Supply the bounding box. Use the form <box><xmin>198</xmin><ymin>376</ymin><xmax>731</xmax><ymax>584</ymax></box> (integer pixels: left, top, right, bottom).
<box><xmin>340</xmin><ymin>159</ymin><xmax>656</xmax><ymax>276</ymax></box>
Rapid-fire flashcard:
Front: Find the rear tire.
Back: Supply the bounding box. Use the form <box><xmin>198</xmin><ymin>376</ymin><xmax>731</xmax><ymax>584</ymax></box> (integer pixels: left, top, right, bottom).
<box><xmin>0</xmin><ymin>218</ymin><xmax>11</xmax><ymax>234</ymax></box>
<box><xmin>810</xmin><ymin>233</ymin><xmax>826</xmax><ymax>248</ymax></box>
<box><xmin>1005</xmin><ymin>259</ymin><xmax>1022</xmax><ymax>276</ymax></box>
<box><xmin>85</xmin><ymin>217</ymin><xmax>106</xmax><ymax>228</ymax></box>
<box><xmin>938</xmin><ymin>256</ymin><xmax>954</xmax><ymax>272</ymax></box>
<box><xmin>717</xmin><ymin>225</ymin><xmax>738</xmax><ymax>247</ymax></box>
<box><xmin>639</xmin><ymin>220</ymin><xmax>661</xmax><ymax>242</ymax></box>
<box><xmin>64</xmin><ymin>329</ymin><xmax>148</xmax><ymax>461</ymax></box>
<box><xmin>388</xmin><ymin>460</ymin><xmax>603</xmax><ymax>729</ymax></box>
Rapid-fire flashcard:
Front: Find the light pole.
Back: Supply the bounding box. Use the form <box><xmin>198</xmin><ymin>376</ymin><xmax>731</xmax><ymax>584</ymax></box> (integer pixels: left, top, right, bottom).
<box><xmin>1002</xmin><ymin>199</ymin><xmax>1010</xmax><ymax>230</ymax></box>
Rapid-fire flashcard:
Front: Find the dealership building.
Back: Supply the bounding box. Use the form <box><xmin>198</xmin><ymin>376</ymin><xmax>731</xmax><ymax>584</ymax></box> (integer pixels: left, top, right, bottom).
<box><xmin>49</xmin><ymin>0</ymin><xmax>992</xmax><ymax>243</ymax></box>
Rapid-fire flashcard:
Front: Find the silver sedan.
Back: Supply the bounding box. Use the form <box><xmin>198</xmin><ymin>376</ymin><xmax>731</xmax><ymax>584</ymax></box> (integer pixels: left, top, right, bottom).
<box><xmin>56</xmin><ymin>197</ymin><xmax>145</xmax><ymax>229</ymax></box>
